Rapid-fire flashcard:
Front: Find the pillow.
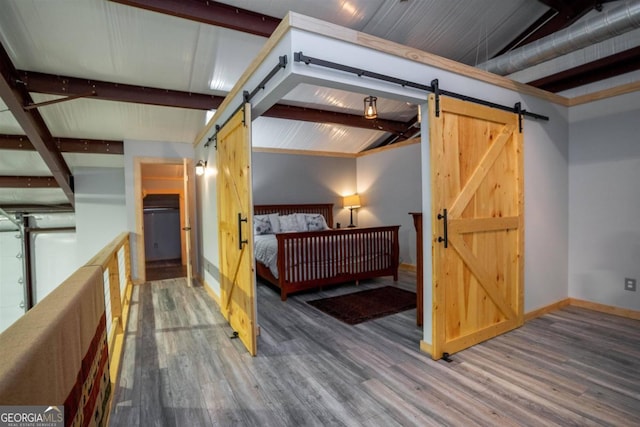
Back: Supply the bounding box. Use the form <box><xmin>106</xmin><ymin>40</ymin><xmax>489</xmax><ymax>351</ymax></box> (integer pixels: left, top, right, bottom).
<box><xmin>268</xmin><ymin>213</ymin><xmax>281</xmax><ymax>233</ymax></box>
<box><xmin>295</xmin><ymin>213</ymin><xmax>309</xmax><ymax>232</ymax></box>
<box><xmin>305</xmin><ymin>213</ymin><xmax>329</xmax><ymax>231</ymax></box>
<box><xmin>253</xmin><ymin>215</ymin><xmax>272</xmax><ymax>235</ymax></box>
<box><xmin>279</xmin><ymin>213</ymin><xmax>306</xmax><ymax>232</ymax></box>
<box><xmin>278</xmin><ymin>214</ymin><xmax>298</xmax><ymax>232</ymax></box>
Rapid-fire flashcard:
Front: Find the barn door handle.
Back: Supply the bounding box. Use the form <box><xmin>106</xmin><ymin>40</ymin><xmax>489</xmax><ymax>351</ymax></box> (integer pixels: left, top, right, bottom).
<box><xmin>238</xmin><ymin>213</ymin><xmax>248</xmax><ymax>250</ymax></box>
<box><xmin>437</xmin><ymin>209</ymin><xmax>448</xmax><ymax>248</ymax></box>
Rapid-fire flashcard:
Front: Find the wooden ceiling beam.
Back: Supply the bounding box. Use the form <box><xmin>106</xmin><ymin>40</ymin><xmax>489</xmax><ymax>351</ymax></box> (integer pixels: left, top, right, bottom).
<box><xmin>19</xmin><ymin>71</ymin><xmax>225</xmax><ymax>110</ymax></box>
<box><xmin>0</xmin><ymin>203</ymin><xmax>73</xmax><ymax>212</ymax></box>
<box><xmin>104</xmin><ymin>0</ymin><xmax>413</xmax><ymax>136</ymax></box>
<box><xmin>21</xmin><ymin>71</ymin><xmax>411</xmax><ymax>136</ymax></box>
<box><xmin>108</xmin><ymin>0</ymin><xmax>280</xmax><ymax>38</ymax></box>
<box><xmin>0</xmin><ymin>134</ymin><xmax>124</xmax><ymax>154</ymax></box>
<box><xmin>0</xmin><ymin>176</ymin><xmax>59</xmax><ymax>188</ymax></box>
<box><xmin>264</xmin><ymin>104</ymin><xmax>411</xmax><ymax>136</ymax></box>
<box><xmin>527</xmin><ymin>45</ymin><xmax>640</xmax><ymax>92</ymax></box>
<box><xmin>0</xmin><ymin>43</ymin><xmax>74</xmax><ymax>207</ymax></box>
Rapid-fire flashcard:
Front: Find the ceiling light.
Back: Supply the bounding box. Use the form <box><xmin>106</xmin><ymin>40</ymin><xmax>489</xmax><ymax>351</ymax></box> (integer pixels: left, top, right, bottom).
<box><xmin>364</xmin><ymin>96</ymin><xmax>377</xmax><ymax>120</ymax></box>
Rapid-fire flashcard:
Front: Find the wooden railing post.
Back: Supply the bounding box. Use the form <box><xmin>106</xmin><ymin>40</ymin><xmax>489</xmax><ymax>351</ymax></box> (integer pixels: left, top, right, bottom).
<box><xmin>108</xmin><ymin>252</ymin><xmax>123</xmax><ymax>335</ymax></box>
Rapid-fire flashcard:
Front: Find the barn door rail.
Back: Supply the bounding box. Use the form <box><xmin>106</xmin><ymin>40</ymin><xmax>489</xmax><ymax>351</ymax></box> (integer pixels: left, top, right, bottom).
<box><xmin>293</xmin><ymin>52</ymin><xmax>549</xmax><ymax>125</ymax></box>
<box><xmin>205</xmin><ymin>55</ymin><xmax>288</xmax><ymax>149</ymax></box>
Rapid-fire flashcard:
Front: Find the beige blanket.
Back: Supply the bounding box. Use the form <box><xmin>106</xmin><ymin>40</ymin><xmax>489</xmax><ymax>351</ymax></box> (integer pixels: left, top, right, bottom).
<box><xmin>0</xmin><ymin>265</ymin><xmax>110</xmax><ymax>426</ymax></box>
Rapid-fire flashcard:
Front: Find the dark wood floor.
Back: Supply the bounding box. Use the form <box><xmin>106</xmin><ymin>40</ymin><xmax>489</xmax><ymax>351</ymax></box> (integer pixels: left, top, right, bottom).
<box><xmin>109</xmin><ymin>272</ymin><xmax>640</xmax><ymax>426</ymax></box>
<box><xmin>145</xmin><ymin>258</ymin><xmax>187</xmax><ymax>281</ymax></box>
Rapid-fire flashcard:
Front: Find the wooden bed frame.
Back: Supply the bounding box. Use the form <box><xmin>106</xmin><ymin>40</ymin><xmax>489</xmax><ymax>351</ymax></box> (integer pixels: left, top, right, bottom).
<box><xmin>254</xmin><ymin>203</ymin><xmax>400</xmax><ymax>300</ymax></box>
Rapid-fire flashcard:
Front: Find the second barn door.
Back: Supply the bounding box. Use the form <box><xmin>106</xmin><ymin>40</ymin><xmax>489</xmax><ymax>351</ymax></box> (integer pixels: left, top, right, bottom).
<box><xmin>216</xmin><ymin>104</ymin><xmax>257</xmax><ymax>356</ymax></box>
<box><xmin>429</xmin><ymin>94</ymin><xmax>524</xmax><ymax>360</ymax></box>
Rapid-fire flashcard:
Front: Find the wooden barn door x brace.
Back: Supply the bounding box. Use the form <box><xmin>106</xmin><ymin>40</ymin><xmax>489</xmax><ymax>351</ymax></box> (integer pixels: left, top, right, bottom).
<box><xmin>293</xmin><ymin>52</ymin><xmax>545</xmax><ymax>360</ymax></box>
<box><xmin>429</xmin><ymin>94</ymin><xmax>524</xmax><ymax>360</ymax></box>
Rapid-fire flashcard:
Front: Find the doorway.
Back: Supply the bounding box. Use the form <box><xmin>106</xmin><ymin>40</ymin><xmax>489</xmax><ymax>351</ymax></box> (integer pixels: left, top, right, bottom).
<box><xmin>134</xmin><ymin>158</ymin><xmax>196</xmax><ymax>284</ymax></box>
<box><xmin>143</xmin><ymin>194</ymin><xmax>185</xmax><ymax>281</ymax></box>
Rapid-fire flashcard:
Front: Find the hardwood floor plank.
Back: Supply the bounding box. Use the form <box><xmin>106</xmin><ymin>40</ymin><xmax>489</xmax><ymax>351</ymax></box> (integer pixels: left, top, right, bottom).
<box><xmin>110</xmin><ymin>272</ymin><xmax>640</xmax><ymax>426</ymax></box>
<box><xmin>459</xmin><ymin>345</ymin><xmax>636</xmax><ymax>426</ymax></box>
<box><xmin>362</xmin><ymin>378</ymin><xmax>451</xmax><ymax>426</ymax></box>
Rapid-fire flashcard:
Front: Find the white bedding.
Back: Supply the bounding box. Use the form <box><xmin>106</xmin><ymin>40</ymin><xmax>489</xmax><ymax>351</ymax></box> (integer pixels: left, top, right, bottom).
<box><xmin>254</xmin><ymin>234</ymin><xmax>279</xmax><ymax>277</ymax></box>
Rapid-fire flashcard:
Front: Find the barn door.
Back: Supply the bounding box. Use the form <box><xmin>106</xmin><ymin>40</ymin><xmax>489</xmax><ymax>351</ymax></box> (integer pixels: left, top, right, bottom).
<box><xmin>429</xmin><ymin>94</ymin><xmax>524</xmax><ymax>360</ymax></box>
<box><xmin>216</xmin><ymin>104</ymin><xmax>257</xmax><ymax>356</ymax></box>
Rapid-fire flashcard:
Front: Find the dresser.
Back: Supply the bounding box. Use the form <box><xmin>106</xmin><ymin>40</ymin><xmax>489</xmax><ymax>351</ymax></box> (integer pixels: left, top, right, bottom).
<box><xmin>409</xmin><ymin>212</ymin><xmax>423</xmax><ymax>327</ymax></box>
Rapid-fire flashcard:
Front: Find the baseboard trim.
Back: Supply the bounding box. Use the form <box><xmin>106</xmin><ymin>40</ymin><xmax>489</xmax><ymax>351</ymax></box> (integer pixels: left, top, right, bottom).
<box><xmin>523</xmin><ymin>297</ymin><xmax>640</xmax><ymax>322</ymax></box>
<box><xmin>399</xmin><ymin>263</ymin><xmax>416</xmax><ymax>272</ymax></box>
<box><xmin>202</xmin><ymin>279</ymin><xmax>221</xmax><ymax>307</ymax></box>
<box><xmin>569</xmin><ymin>298</ymin><xmax>640</xmax><ymax>320</ymax></box>
<box><xmin>419</xmin><ymin>340</ymin><xmax>432</xmax><ymax>357</ymax></box>
<box><xmin>524</xmin><ymin>298</ymin><xmax>570</xmax><ymax>321</ymax></box>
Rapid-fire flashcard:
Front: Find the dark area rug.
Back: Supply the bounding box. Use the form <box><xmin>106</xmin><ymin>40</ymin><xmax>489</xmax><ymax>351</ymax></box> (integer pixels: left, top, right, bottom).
<box><xmin>307</xmin><ymin>286</ymin><xmax>416</xmax><ymax>325</ymax></box>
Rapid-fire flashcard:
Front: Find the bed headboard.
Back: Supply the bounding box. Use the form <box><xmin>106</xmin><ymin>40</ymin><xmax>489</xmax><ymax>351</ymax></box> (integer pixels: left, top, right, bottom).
<box><xmin>254</xmin><ymin>203</ymin><xmax>334</xmax><ymax>228</ymax></box>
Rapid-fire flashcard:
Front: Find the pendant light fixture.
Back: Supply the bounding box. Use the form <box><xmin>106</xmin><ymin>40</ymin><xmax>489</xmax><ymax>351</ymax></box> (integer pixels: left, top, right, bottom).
<box><xmin>364</xmin><ymin>96</ymin><xmax>377</xmax><ymax>119</ymax></box>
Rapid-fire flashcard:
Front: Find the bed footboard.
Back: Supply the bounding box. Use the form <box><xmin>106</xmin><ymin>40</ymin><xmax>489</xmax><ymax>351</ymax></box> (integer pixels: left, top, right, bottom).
<box><xmin>274</xmin><ymin>226</ymin><xmax>400</xmax><ymax>300</ymax></box>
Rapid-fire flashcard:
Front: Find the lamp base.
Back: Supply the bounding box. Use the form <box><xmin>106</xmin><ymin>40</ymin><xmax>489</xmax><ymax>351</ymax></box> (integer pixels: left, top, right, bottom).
<box><xmin>348</xmin><ymin>207</ymin><xmax>356</xmax><ymax>228</ymax></box>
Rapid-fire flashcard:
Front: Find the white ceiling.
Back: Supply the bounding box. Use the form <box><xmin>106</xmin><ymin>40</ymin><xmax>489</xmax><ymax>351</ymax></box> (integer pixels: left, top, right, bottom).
<box><xmin>1</xmin><ymin>0</ymin><xmax>639</xmax><ymax>208</ymax></box>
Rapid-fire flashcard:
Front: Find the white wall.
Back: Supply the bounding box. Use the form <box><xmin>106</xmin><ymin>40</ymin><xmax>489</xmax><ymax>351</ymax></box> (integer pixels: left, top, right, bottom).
<box><xmin>356</xmin><ymin>143</ymin><xmax>422</xmax><ymax>266</ymax></box>
<box><xmin>252</xmin><ymin>151</ymin><xmax>357</xmax><ymax>226</ymax></box>
<box><xmin>74</xmin><ymin>167</ymin><xmax>127</xmax><ymax>266</ymax></box>
<box><xmin>568</xmin><ymin>92</ymin><xmax>640</xmax><ymax>311</ymax></box>
<box><xmin>196</xmin><ymin>147</ymin><xmax>219</xmax><ymax>294</ymax></box>
<box><xmin>523</xmin><ymin>99</ymin><xmax>570</xmax><ymax>312</ymax></box>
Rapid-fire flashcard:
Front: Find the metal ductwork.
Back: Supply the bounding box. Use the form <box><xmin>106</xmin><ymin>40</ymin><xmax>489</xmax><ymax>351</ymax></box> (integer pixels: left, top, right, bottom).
<box><xmin>479</xmin><ymin>0</ymin><xmax>640</xmax><ymax>75</ymax></box>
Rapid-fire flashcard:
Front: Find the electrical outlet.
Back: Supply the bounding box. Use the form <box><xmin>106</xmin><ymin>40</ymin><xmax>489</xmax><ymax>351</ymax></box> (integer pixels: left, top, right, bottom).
<box><xmin>624</xmin><ymin>278</ymin><xmax>636</xmax><ymax>292</ymax></box>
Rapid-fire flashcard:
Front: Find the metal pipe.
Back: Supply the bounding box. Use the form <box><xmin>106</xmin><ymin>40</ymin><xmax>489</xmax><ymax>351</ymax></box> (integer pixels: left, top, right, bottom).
<box><xmin>479</xmin><ymin>0</ymin><xmax>640</xmax><ymax>75</ymax></box>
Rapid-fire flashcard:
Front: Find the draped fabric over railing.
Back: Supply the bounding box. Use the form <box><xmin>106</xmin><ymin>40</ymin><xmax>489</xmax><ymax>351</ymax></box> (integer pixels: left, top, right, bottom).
<box><xmin>0</xmin><ymin>232</ymin><xmax>132</xmax><ymax>426</ymax></box>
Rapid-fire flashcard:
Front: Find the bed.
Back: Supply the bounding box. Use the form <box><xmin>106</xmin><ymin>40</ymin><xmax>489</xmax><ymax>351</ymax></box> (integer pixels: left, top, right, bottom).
<box><xmin>253</xmin><ymin>203</ymin><xmax>400</xmax><ymax>300</ymax></box>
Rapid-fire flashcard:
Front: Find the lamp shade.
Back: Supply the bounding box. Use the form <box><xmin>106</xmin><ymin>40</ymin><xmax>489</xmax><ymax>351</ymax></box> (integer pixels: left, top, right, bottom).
<box><xmin>364</xmin><ymin>96</ymin><xmax>377</xmax><ymax>119</ymax></box>
<box><xmin>343</xmin><ymin>194</ymin><xmax>361</xmax><ymax>209</ymax></box>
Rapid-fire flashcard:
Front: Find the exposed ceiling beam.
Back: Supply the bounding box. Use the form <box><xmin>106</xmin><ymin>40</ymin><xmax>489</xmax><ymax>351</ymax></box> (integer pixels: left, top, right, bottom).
<box><xmin>23</xmin><ymin>92</ymin><xmax>96</xmax><ymax>110</ymax></box>
<box><xmin>94</xmin><ymin>3</ymin><xmax>417</xmax><ymax>136</ymax></box>
<box><xmin>0</xmin><ymin>176</ymin><xmax>59</xmax><ymax>188</ymax></box>
<box><xmin>108</xmin><ymin>0</ymin><xmax>280</xmax><ymax>38</ymax></box>
<box><xmin>19</xmin><ymin>71</ymin><xmax>225</xmax><ymax>110</ymax></box>
<box><xmin>0</xmin><ymin>134</ymin><xmax>124</xmax><ymax>154</ymax></box>
<box><xmin>21</xmin><ymin>71</ymin><xmax>412</xmax><ymax>136</ymax></box>
<box><xmin>0</xmin><ymin>43</ymin><xmax>74</xmax><ymax>207</ymax></box>
<box><xmin>494</xmin><ymin>0</ymin><xmax>611</xmax><ymax>57</ymax></box>
<box><xmin>527</xmin><ymin>45</ymin><xmax>640</xmax><ymax>92</ymax></box>
<box><xmin>0</xmin><ymin>204</ymin><xmax>73</xmax><ymax>213</ymax></box>
<box><xmin>264</xmin><ymin>104</ymin><xmax>411</xmax><ymax>136</ymax></box>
